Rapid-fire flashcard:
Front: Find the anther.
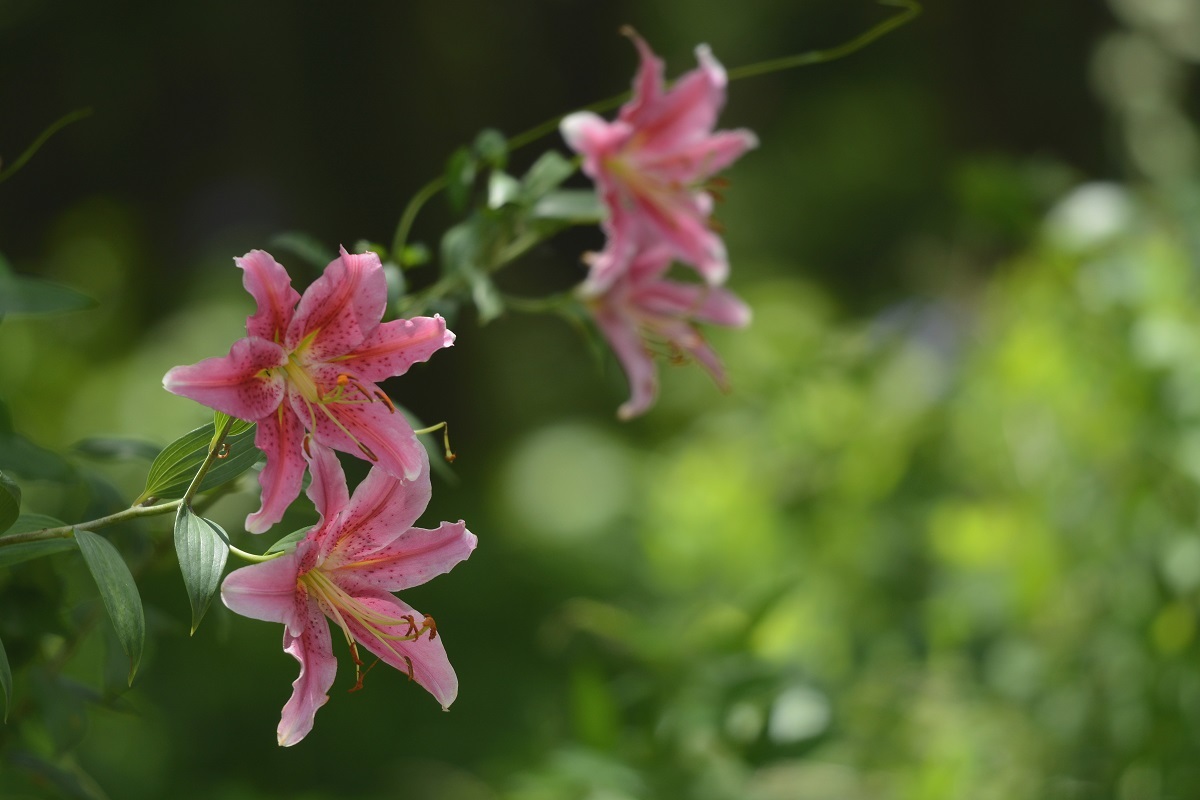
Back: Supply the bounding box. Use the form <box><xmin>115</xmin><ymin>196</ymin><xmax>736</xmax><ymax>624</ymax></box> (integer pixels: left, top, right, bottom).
<box><xmin>357</xmin><ymin>442</ymin><xmax>379</xmax><ymax>461</ymax></box>
<box><xmin>423</xmin><ymin>615</ymin><xmax>438</xmax><ymax>641</ymax></box>
<box><xmin>403</xmin><ymin>655</ymin><xmax>414</xmax><ymax>682</ymax></box>
<box><xmin>373</xmin><ymin>390</ymin><xmax>396</xmax><ymax>414</ymax></box>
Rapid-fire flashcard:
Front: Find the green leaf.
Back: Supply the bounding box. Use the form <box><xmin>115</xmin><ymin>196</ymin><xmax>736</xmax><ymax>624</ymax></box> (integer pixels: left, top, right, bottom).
<box><xmin>8</xmin><ymin>748</ymin><xmax>108</xmax><ymax>800</ymax></box>
<box><xmin>0</xmin><ymin>470</ymin><xmax>19</xmax><ymax>534</ymax></box>
<box><xmin>0</xmin><ymin>275</ymin><xmax>96</xmax><ymax>317</ymax></box>
<box><xmin>72</xmin><ymin>436</ymin><xmax>161</xmax><ymax>461</ymax></box>
<box><xmin>445</xmin><ymin>146</ymin><xmax>477</xmax><ymax>213</ymax></box>
<box><xmin>0</xmin><ymin>401</ymin><xmax>76</xmax><ymax>482</ymax></box>
<box><xmin>173</xmin><ymin>506</ymin><xmax>230</xmax><ymax>635</ymax></box>
<box><xmin>533</xmin><ymin>189</ymin><xmax>607</xmax><ymax>224</ymax></box>
<box><xmin>75</xmin><ymin>530</ymin><xmax>144</xmax><ymax>685</ymax></box>
<box><xmin>473</xmin><ymin>127</ymin><xmax>508</xmax><ymax>169</ymax></box>
<box><xmin>0</xmin><ymin>514</ymin><xmax>76</xmax><ymax>569</ymax></box>
<box><xmin>520</xmin><ymin>151</ymin><xmax>577</xmax><ymax>202</ymax></box>
<box><xmin>0</xmin><ymin>632</ymin><xmax>11</xmax><ymax>723</ymax></box>
<box><xmin>137</xmin><ymin>419</ymin><xmax>260</xmax><ymax>503</ymax></box>
<box><xmin>400</xmin><ymin>242</ymin><xmax>431</xmax><ymax>268</ymax></box>
<box><xmin>487</xmin><ymin>171</ymin><xmax>522</xmax><ymax>210</ymax></box>
<box><xmin>266</xmin><ymin>525</ymin><xmax>313</xmax><ymax>555</ymax></box>
<box><xmin>440</xmin><ymin>221</ymin><xmax>504</xmax><ymax>324</ymax></box>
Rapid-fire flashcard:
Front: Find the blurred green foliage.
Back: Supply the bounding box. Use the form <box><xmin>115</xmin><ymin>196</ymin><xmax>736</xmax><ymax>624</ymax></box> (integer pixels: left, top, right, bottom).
<box><xmin>4</xmin><ymin>1</ymin><xmax>1200</xmax><ymax>799</ymax></box>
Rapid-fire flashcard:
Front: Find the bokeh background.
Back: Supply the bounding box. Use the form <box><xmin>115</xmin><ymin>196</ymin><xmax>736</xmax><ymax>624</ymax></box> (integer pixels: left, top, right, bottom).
<box><xmin>4</xmin><ymin>1</ymin><xmax>1200</xmax><ymax>798</ymax></box>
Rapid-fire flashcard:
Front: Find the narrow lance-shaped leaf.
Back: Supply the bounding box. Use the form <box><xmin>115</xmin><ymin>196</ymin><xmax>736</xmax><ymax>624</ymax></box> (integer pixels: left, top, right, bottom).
<box><xmin>0</xmin><ymin>632</ymin><xmax>11</xmax><ymax>723</ymax></box>
<box><xmin>137</xmin><ymin>419</ymin><xmax>260</xmax><ymax>503</ymax></box>
<box><xmin>74</xmin><ymin>530</ymin><xmax>144</xmax><ymax>685</ymax></box>
<box><xmin>174</xmin><ymin>505</ymin><xmax>229</xmax><ymax>635</ymax></box>
<box><xmin>0</xmin><ymin>470</ymin><xmax>20</xmax><ymax>534</ymax></box>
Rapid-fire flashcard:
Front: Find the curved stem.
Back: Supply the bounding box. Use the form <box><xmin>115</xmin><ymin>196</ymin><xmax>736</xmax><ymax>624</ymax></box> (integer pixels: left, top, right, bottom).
<box><xmin>727</xmin><ymin>0</ymin><xmax>922</xmax><ymax>81</ymax></box>
<box><xmin>228</xmin><ymin>544</ymin><xmax>284</xmax><ymax>563</ymax></box>
<box><xmin>387</xmin><ymin>0</ymin><xmax>920</xmax><ymax>275</ymax></box>
<box><xmin>389</xmin><ymin>175</ymin><xmax>448</xmax><ymax>271</ymax></box>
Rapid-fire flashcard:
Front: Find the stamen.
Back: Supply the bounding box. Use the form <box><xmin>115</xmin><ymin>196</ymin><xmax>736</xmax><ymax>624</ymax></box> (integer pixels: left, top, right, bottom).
<box><xmin>316</xmin><ymin>403</ymin><xmax>379</xmax><ymax>463</ymax></box>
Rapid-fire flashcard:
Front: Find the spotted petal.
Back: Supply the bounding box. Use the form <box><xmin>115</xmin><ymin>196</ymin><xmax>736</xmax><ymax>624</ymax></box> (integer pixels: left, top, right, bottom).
<box><xmin>336</xmin><ymin>315</ymin><xmax>455</xmax><ymax>383</ymax></box>
<box><xmin>292</xmin><ymin>379</ymin><xmax>427</xmax><ymax>483</ymax></box>
<box><xmin>277</xmin><ymin>597</ymin><xmax>337</xmax><ymax>747</ymax></box>
<box><xmin>334</xmin><ymin>521</ymin><xmax>476</xmax><ymax>594</ymax></box>
<box><xmin>344</xmin><ymin>590</ymin><xmax>458</xmax><ymax>710</ymax></box>
<box><xmin>246</xmin><ymin>403</ymin><xmax>308</xmax><ymax>534</ymax></box>
<box><xmin>286</xmin><ymin>248</ymin><xmax>387</xmax><ymax>361</ymax></box>
<box><xmin>237</xmin><ymin>250</ymin><xmax>300</xmax><ymax>342</ymax></box>
<box><xmin>319</xmin><ymin>458</ymin><xmax>432</xmax><ymax>564</ymax></box>
<box><xmin>162</xmin><ymin>337</ymin><xmax>287</xmax><ymax>421</ymax></box>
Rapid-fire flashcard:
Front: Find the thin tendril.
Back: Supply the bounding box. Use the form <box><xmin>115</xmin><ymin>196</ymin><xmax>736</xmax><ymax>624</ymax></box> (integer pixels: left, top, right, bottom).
<box><xmin>387</xmin><ymin>0</ymin><xmax>921</xmax><ymax>265</ymax></box>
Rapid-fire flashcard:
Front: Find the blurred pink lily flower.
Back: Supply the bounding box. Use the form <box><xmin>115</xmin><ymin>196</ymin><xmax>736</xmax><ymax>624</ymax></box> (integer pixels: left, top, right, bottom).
<box><xmin>163</xmin><ymin>248</ymin><xmax>453</xmax><ymax>533</ymax></box>
<box><xmin>561</xmin><ymin>30</ymin><xmax>757</xmax><ymax>293</ymax></box>
<box><xmin>221</xmin><ymin>439</ymin><xmax>476</xmax><ymax>746</ymax></box>
<box><xmin>583</xmin><ymin>245</ymin><xmax>751</xmax><ymax>419</ymax></box>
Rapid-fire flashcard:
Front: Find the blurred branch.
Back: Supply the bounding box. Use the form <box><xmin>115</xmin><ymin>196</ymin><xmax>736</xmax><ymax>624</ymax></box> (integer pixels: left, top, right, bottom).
<box><xmin>0</xmin><ymin>108</ymin><xmax>93</xmax><ymax>185</ymax></box>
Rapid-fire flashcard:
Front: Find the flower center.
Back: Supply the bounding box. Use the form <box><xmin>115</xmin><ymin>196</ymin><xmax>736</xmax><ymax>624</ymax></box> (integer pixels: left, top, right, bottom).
<box><xmin>282</xmin><ymin>354</ymin><xmax>320</xmax><ymax>403</ymax></box>
<box><xmin>299</xmin><ymin>566</ymin><xmax>437</xmax><ymax>691</ymax></box>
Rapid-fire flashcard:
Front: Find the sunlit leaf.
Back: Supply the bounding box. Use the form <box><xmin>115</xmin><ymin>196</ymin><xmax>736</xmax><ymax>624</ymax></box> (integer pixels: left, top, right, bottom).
<box><xmin>520</xmin><ymin>151</ymin><xmax>576</xmax><ymax>202</ymax></box>
<box><xmin>0</xmin><ymin>470</ymin><xmax>19</xmax><ymax>534</ymax></box>
<box><xmin>488</xmin><ymin>171</ymin><xmax>522</xmax><ymax>209</ymax></box>
<box><xmin>533</xmin><ymin>190</ymin><xmax>606</xmax><ymax>224</ymax></box>
<box><xmin>137</xmin><ymin>419</ymin><xmax>260</xmax><ymax>503</ymax></box>
<box><xmin>74</xmin><ymin>530</ymin><xmax>144</xmax><ymax>685</ymax></box>
<box><xmin>173</xmin><ymin>506</ymin><xmax>229</xmax><ymax>635</ymax></box>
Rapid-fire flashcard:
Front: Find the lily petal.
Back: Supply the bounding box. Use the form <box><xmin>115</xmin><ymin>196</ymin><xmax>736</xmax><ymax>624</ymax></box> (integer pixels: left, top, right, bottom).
<box><xmin>162</xmin><ymin>337</ymin><xmax>287</xmax><ymax>421</ymax></box>
<box><xmin>286</xmin><ymin>248</ymin><xmax>387</xmax><ymax>361</ymax></box>
<box><xmin>302</xmin><ymin>438</ymin><xmax>350</xmax><ymax>532</ymax></box>
<box><xmin>627</xmin><ymin>43</ymin><xmax>728</xmax><ymax>153</ymax></box>
<box><xmin>336</xmin><ymin>315</ymin><xmax>455</xmax><ymax>383</ymax></box>
<box><xmin>320</xmin><ymin>458</ymin><xmax>432</xmax><ymax>565</ymax></box>
<box><xmin>278</xmin><ymin>597</ymin><xmax>337</xmax><ymax>747</ymax></box>
<box><xmin>246</xmin><ymin>404</ymin><xmax>308</xmax><ymax>534</ymax></box>
<box><xmin>592</xmin><ymin>302</ymin><xmax>658</xmax><ymax>420</ymax></box>
<box><xmin>345</xmin><ymin>590</ymin><xmax>458</xmax><ymax>710</ymax></box>
<box><xmin>237</xmin><ymin>250</ymin><xmax>300</xmax><ymax>343</ymax></box>
<box><xmin>220</xmin><ymin>551</ymin><xmax>304</xmax><ymax>632</ymax></box>
<box><xmin>294</xmin><ymin>386</ymin><xmax>427</xmax><ymax>483</ymax></box>
<box><xmin>335</xmin><ymin>522</ymin><xmax>477</xmax><ymax>594</ymax></box>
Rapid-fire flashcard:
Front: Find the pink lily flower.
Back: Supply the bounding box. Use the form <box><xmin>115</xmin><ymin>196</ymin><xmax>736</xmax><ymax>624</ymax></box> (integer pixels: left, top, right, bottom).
<box><xmin>583</xmin><ymin>244</ymin><xmax>751</xmax><ymax>419</ymax></box>
<box><xmin>560</xmin><ymin>30</ymin><xmax>757</xmax><ymax>293</ymax></box>
<box><xmin>163</xmin><ymin>248</ymin><xmax>454</xmax><ymax>533</ymax></box>
<box><xmin>221</xmin><ymin>438</ymin><xmax>476</xmax><ymax>746</ymax></box>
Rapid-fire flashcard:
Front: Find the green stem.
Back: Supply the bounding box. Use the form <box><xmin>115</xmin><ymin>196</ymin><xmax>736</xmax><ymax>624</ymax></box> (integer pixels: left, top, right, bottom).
<box><xmin>228</xmin><ymin>544</ymin><xmax>283</xmax><ymax>563</ymax></box>
<box><xmin>387</xmin><ymin>0</ymin><xmax>920</xmax><ymax>264</ymax></box>
<box><xmin>0</xmin><ymin>500</ymin><xmax>182</xmax><ymax>546</ymax></box>
<box><xmin>0</xmin><ymin>107</ymin><xmax>93</xmax><ymax>186</ymax></box>
<box><xmin>727</xmin><ymin>0</ymin><xmax>922</xmax><ymax>81</ymax></box>
<box><xmin>0</xmin><ymin>416</ymin><xmax>238</xmax><ymax>550</ymax></box>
